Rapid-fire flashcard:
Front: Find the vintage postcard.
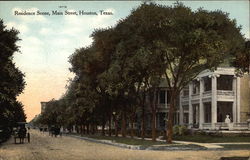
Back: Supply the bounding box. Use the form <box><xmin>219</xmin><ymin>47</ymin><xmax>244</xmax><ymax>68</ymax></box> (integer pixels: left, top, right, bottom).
<box><xmin>0</xmin><ymin>0</ymin><xmax>250</xmax><ymax>160</ymax></box>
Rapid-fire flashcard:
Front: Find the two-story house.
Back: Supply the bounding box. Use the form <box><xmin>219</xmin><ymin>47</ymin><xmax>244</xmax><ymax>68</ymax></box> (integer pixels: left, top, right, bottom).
<box><xmin>146</xmin><ymin>67</ymin><xmax>250</xmax><ymax>131</ymax></box>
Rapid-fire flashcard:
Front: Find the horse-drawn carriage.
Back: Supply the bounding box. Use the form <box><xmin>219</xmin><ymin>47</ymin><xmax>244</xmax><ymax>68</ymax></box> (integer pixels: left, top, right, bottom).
<box><xmin>49</xmin><ymin>126</ymin><xmax>62</xmax><ymax>137</ymax></box>
<box><xmin>13</xmin><ymin>122</ymin><xmax>30</xmax><ymax>144</ymax></box>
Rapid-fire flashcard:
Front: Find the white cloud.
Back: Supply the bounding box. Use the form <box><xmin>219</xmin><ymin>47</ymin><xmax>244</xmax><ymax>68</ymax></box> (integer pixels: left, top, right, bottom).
<box><xmin>62</xmin><ymin>8</ymin><xmax>117</xmax><ymax>37</ymax></box>
<box><xmin>14</xmin><ymin>36</ymin><xmax>45</xmax><ymax>68</ymax></box>
<box><xmin>39</xmin><ymin>28</ymin><xmax>53</xmax><ymax>35</ymax></box>
<box><xmin>244</xmin><ymin>30</ymin><xmax>250</xmax><ymax>39</ymax></box>
<box><xmin>14</xmin><ymin>7</ymin><xmax>118</xmax><ymax>77</ymax></box>
<box><xmin>51</xmin><ymin>37</ymin><xmax>71</xmax><ymax>47</ymax></box>
<box><xmin>23</xmin><ymin>36</ymin><xmax>43</xmax><ymax>47</ymax></box>
<box><xmin>6</xmin><ymin>21</ymin><xmax>29</xmax><ymax>33</ymax></box>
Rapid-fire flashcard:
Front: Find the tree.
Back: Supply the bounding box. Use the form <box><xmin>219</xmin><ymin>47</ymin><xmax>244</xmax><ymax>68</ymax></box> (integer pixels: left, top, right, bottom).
<box><xmin>112</xmin><ymin>3</ymin><xmax>244</xmax><ymax>143</ymax></box>
<box><xmin>0</xmin><ymin>19</ymin><xmax>26</xmax><ymax>142</ymax></box>
<box><xmin>43</xmin><ymin>2</ymin><xmax>244</xmax><ymax>144</ymax></box>
<box><xmin>233</xmin><ymin>40</ymin><xmax>250</xmax><ymax>73</ymax></box>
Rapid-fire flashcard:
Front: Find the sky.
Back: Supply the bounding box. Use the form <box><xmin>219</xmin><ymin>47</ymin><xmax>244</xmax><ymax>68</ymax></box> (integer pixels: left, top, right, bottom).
<box><xmin>0</xmin><ymin>1</ymin><xmax>249</xmax><ymax>121</ymax></box>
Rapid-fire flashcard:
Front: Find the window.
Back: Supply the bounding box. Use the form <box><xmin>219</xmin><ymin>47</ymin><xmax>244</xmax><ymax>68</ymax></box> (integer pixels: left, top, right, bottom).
<box><xmin>167</xmin><ymin>90</ymin><xmax>171</xmax><ymax>104</ymax></box>
<box><xmin>174</xmin><ymin>113</ymin><xmax>179</xmax><ymax>125</ymax></box>
<box><xmin>192</xmin><ymin>81</ymin><xmax>200</xmax><ymax>94</ymax></box>
<box><xmin>184</xmin><ymin>113</ymin><xmax>189</xmax><ymax>124</ymax></box>
<box><xmin>204</xmin><ymin>103</ymin><xmax>211</xmax><ymax>123</ymax></box>
<box><xmin>159</xmin><ymin>113</ymin><xmax>166</xmax><ymax>128</ymax></box>
<box><xmin>217</xmin><ymin>75</ymin><xmax>233</xmax><ymax>90</ymax></box>
<box><xmin>159</xmin><ymin>90</ymin><xmax>166</xmax><ymax>104</ymax></box>
<box><xmin>204</xmin><ymin>77</ymin><xmax>212</xmax><ymax>91</ymax></box>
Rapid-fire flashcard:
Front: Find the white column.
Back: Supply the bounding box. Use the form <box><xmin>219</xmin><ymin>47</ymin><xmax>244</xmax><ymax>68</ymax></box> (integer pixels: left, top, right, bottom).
<box><xmin>196</xmin><ymin>105</ymin><xmax>199</xmax><ymax>125</ymax></box>
<box><xmin>188</xmin><ymin>83</ymin><xmax>193</xmax><ymax>128</ymax></box>
<box><xmin>199</xmin><ymin>78</ymin><xmax>204</xmax><ymax>129</ymax></box>
<box><xmin>237</xmin><ymin>77</ymin><xmax>241</xmax><ymax>122</ymax></box>
<box><xmin>233</xmin><ymin>77</ymin><xmax>237</xmax><ymax>123</ymax></box>
<box><xmin>211</xmin><ymin>75</ymin><xmax>217</xmax><ymax>129</ymax></box>
<box><xmin>179</xmin><ymin>90</ymin><xmax>184</xmax><ymax>125</ymax></box>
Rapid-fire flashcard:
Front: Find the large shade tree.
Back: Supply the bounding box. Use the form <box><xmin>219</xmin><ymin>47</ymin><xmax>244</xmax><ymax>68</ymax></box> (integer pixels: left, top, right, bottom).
<box><xmin>114</xmin><ymin>3</ymin><xmax>245</xmax><ymax>143</ymax></box>
<box><xmin>0</xmin><ymin>19</ymin><xmax>26</xmax><ymax>141</ymax></box>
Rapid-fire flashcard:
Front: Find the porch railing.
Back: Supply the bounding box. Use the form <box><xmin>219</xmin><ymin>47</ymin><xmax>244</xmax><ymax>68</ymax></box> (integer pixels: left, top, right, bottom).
<box><xmin>202</xmin><ymin>123</ymin><xmax>211</xmax><ymax>129</ymax></box>
<box><xmin>233</xmin><ymin>123</ymin><xmax>248</xmax><ymax>130</ymax></box>
<box><xmin>191</xmin><ymin>94</ymin><xmax>200</xmax><ymax>100</ymax></box>
<box><xmin>202</xmin><ymin>91</ymin><xmax>212</xmax><ymax>97</ymax></box>
<box><xmin>217</xmin><ymin>90</ymin><xmax>234</xmax><ymax>96</ymax></box>
<box><xmin>201</xmin><ymin>122</ymin><xmax>249</xmax><ymax>130</ymax></box>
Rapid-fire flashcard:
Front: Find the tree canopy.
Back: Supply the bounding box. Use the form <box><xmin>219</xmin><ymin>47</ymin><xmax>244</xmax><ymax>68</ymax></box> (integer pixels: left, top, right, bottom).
<box><xmin>0</xmin><ymin>19</ymin><xmax>26</xmax><ymax>142</ymax></box>
<box><xmin>34</xmin><ymin>2</ymin><xmax>245</xmax><ymax>143</ymax></box>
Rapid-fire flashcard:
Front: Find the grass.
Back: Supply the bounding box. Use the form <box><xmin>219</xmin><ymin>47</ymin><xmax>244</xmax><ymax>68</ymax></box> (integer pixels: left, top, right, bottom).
<box><xmin>86</xmin><ymin>135</ymin><xmax>167</xmax><ymax>146</ymax></box>
<box><xmin>219</xmin><ymin>144</ymin><xmax>250</xmax><ymax>150</ymax></box>
<box><xmin>84</xmin><ymin>135</ymin><xmax>207</xmax><ymax>150</ymax></box>
<box><xmin>68</xmin><ymin>132</ymin><xmax>250</xmax><ymax>145</ymax></box>
<box><xmin>220</xmin><ymin>157</ymin><xmax>250</xmax><ymax>160</ymax></box>
<box><xmin>173</xmin><ymin>135</ymin><xmax>250</xmax><ymax>143</ymax></box>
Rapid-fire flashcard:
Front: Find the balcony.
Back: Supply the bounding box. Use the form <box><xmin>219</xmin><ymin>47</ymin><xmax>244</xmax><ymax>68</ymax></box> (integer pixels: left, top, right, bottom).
<box><xmin>203</xmin><ymin>91</ymin><xmax>212</xmax><ymax>97</ymax></box>
<box><xmin>217</xmin><ymin>90</ymin><xmax>234</xmax><ymax>96</ymax></box>
<box><xmin>217</xmin><ymin>90</ymin><xmax>234</xmax><ymax>101</ymax></box>
<box><xmin>191</xmin><ymin>93</ymin><xmax>200</xmax><ymax>100</ymax></box>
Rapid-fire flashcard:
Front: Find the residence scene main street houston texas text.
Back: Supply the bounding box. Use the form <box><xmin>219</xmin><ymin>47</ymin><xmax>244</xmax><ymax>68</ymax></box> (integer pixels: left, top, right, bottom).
<box><xmin>0</xmin><ymin>1</ymin><xmax>250</xmax><ymax>160</ymax></box>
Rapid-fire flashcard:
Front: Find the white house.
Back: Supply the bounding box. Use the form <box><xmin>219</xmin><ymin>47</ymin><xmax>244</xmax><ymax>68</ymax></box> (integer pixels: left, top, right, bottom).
<box><xmin>149</xmin><ymin>67</ymin><xmax>250</xmax><ymax>130</ymax></box>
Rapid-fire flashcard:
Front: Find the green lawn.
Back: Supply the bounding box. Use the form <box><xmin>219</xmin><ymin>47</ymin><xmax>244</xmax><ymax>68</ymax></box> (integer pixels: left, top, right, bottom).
<box><xmin>219</xmin><ymin>144</ymin><xmax>250</xmax><ymax>150</ymax></box>
<box><xmin>84</xmin><ymin>135</ymin><xmax>206</xmax><ymax>150</ymax></box>
<box><xmin>173</xmin><ymin>135</ymin><xmax>250</xmax><ymax>143</ymax></box>
<box><xmin>86</xmin><ymin>135</ymin><xmax>167</xmax><ymax>146</ymax></box>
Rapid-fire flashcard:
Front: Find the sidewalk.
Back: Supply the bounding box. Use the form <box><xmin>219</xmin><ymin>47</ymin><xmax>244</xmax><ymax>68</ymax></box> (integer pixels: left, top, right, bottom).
<box><xmin>138</xmin><ymin>137</ymin><xmax>223</xmax><ymax>149</ymax></box>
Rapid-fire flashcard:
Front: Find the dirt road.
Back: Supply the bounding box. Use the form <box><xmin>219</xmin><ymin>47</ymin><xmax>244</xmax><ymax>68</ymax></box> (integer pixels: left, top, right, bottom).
<box><xmin>0</xmin><ymin>130</ymin><xmax>249</xmax><ymax>160</ymax></box>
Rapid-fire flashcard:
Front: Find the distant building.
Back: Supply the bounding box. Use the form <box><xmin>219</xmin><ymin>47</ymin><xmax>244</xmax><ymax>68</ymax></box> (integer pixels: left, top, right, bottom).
<box><xmin>40</xmin><ymin>102</ymin><xmax>48</xmax><ymax>114</ymax></box>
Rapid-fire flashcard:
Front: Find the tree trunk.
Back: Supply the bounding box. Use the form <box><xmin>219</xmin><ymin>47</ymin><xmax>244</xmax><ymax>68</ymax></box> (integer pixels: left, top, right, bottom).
<box><xmin>80</xmin><ymin>125</ymin><xmax>83</xmax><ymax>135</ymax></box>
<box><xmin>150</xmin><ymin>88</ymin><xmax>158</xmax><ymax>141</ymax></box>
<box><xmin>141</xmin><ymin>92</ymin><xmax>146</xmax><ymax>139</ymax></box>
<box><xmin>91</xmin><ymin>124</ymin><xmax>95</xmax><ymax>135</ymax></box>
<box><xmin>166</xmin><ymin>91</ymin><xmax>176</xmax><ymax>143</ymax></box>
<box><xmin>121</xmin><ymin>111</ymin><xmax>127</xmax><ymax>137</ymax></box>
<box><xmin>108</xmin><ymin>113</ymin><xmax>112</xmax><ymax>136</ymax></box>
<box><xmin>76</xmin><ymin>125</ymin><xmax>79</xmax><ymax>133</ymax></box>
<box><xmin>130</xmin><ymin>113</ymin><xmax>135</xmax><ymax>138</ymax></box>
<box><xmin>83</xmin><ymin>125</ymin><xmax>86</xmax><ymax>134</ymax></box>
<box><xmin>101</xmin><ymin>121</ymin><xmax>105</xmax><ymax>136</ymax></box>
<box><xmin>151</xmin><ymin>110</ymin><xmax>157</xmax><ymax>141</ymax></box>
<box><xmin>86</xmin><ymin>124</ymin><xmax>90</xmax><ymax>135</ymax></box>
<box><xmin>114</xmin><ymin>115</ymin><xmax>118</xmax><ymax>137</ymax></box>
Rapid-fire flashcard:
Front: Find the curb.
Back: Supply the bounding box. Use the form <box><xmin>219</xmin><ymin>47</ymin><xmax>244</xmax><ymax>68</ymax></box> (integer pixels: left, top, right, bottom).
<box><xmin>67</xmin><ymin>134</ymin><xmax>143</xmax><ymax>150</ymax></box>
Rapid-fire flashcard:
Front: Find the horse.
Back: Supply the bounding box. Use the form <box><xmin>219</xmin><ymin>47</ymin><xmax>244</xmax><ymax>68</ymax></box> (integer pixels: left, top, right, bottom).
<box><xmin>14</xmin><ymin>126</ymin><xmax>27</xmax><ymax>144</ymax></box>
<box><xmin>49</xmin><ymin>127</ymin><xmax>61</xmax><ymax>137</ymax></box>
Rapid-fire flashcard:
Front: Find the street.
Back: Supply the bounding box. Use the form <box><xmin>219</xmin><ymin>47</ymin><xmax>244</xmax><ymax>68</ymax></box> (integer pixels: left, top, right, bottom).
<box><xmin>0</xmin><ymin>129</ymin><xmax>249</xmax><ymax>160</ymax></box>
